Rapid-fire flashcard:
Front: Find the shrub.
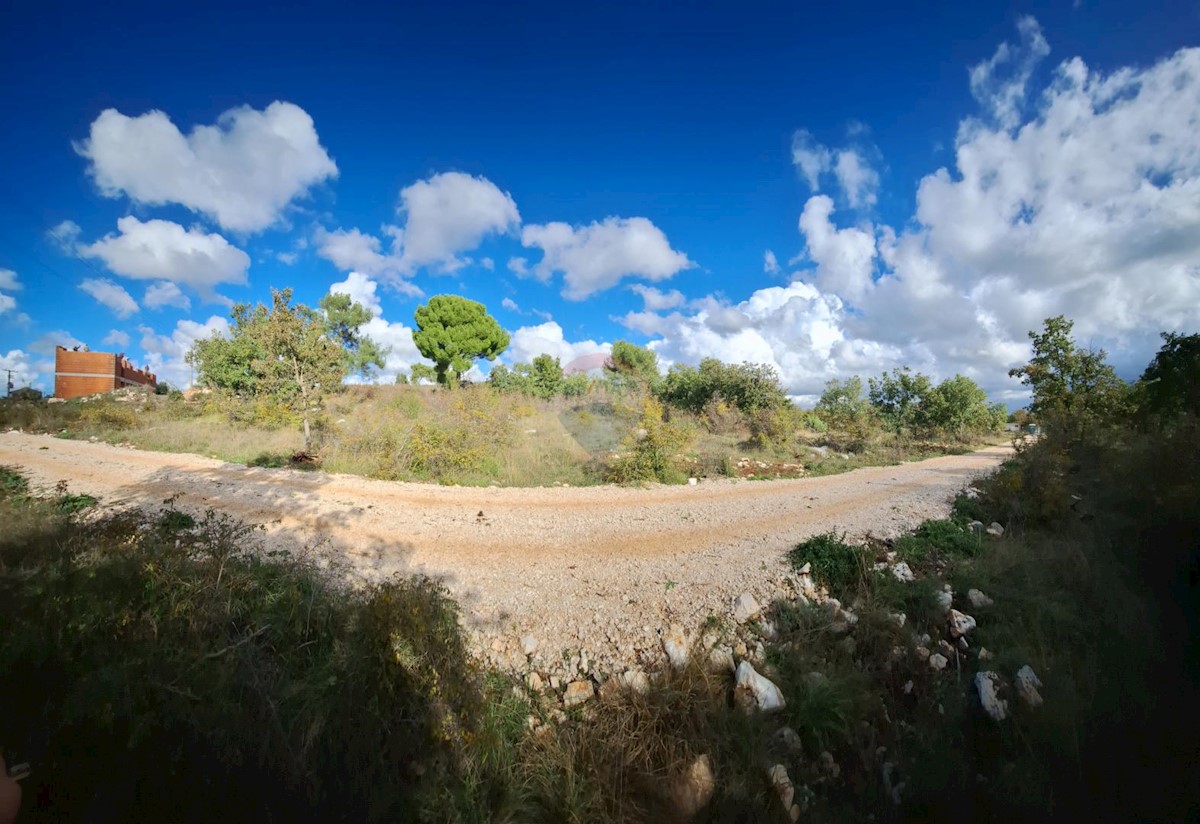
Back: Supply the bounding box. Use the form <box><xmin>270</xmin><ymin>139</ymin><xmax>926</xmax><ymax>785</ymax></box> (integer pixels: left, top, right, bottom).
<box><xmin>77</xmin><ymin>401</ymin><xmax>139</xmax><ymax>429</ymax></box>
<box><xmin>787</xmin><ymin>532</ymin><xmax>871</xmax><ymax>597</ymax></box>
<box><xmin>606</xmin><ymin>398</ymin><xmax>694</xmax><ymax>484</ymax></box>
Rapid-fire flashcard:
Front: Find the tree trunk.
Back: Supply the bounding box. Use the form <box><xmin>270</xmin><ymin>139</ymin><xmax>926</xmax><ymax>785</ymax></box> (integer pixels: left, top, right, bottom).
<box><xmin>302</xmin><ymin>414</ymin><xmax>311</xmax><ymax>453</ymax></box>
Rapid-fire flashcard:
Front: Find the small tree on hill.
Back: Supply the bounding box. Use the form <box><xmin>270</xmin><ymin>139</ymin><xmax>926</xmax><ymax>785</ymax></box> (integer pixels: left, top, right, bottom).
<box><xmin>413</xmin><ymin>295</ymin><xmax>509</xmax><ymax>387</ymax></box>
<box><xmin>605</xmin><ymin>340</ymin><xmax>660</xmax><ymax>390</ymax></box>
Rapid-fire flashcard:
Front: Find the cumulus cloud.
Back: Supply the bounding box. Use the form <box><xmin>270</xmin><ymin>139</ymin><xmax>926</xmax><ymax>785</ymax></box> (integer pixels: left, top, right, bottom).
<box><xmin>480</xmin><ymin>257</ymin><xmax>495</xmax><ymax>271</ymax></box>
<box><xmin>629</xmin><ymin>284</ymin><xmax>686</xmax><ymax>311</ymax></box>
<box><xmin>968</xmin><ymin>16</ymin><xmax>1050</xmax><ymax>130</ymax></box>
<box><xmin>633</xmin><ymin>23</ymin><xmax>1200</xmax><ymax>403</ymax></box>
<box><xmin>507</xmin><ymin>257</ymin><xmax>529</xmax><ymax>276</ymax></box>
<box><xmin>521</xmin><ymin>216</ymin><xmax>694</xmax><ymax>300</ymax></box>
<box><xmin>501</xmin><ymin>297</ymin><xmax>520</xmax><ymax>312</ymax></box>
<box><xmin>79</xmin><ymin>217</ymin><xmax>250</xmax><ymax>300</ymax></box>
<box><xmin>396</xmin><ymin>171</ymin><xmax>520</xmax><ymax>272</ymax></box>
<box><xmin>791</xmin><ymin>130</ymin><xmax>831</xmax><ymax>191</ymax></box>
<box><xmin>77</xmin><ymin>101</ymin><xmax>337</xmax><ymax>232</ymax></box>
<box><xmin>329</xmin><ymin>271</ymin><xmax>383</xmax><ymax>315</ymax></box>
<box><xmin>791</xmin><ymin>132</ymin><xmax>879</xmax><ymax>209</ymax></box>
<box><xmin>763</xmin><ymin>250</ymin><xmax>780</xmax><ymax>275</ymax></box>
<box><xmin>79</xmin><ymin>278</ymin><xmax>139</xmax><ymax>318</ymax></box>
<box><xmin>0</xmin><ymin>349</ymin><xmax>38</xmax><ymax>389</ymax></box>
<box><xmin>507</xmin><ymin>321</ymin><xmax>610</xmax><ymax>366</ymax></box>
<box><xmin>102</xmin><ymin>330</ymin><xmax>131</xmax><ymax>348</ymax></box>
<box><xmin>833</xmin><ymin>150</ymin><xmax>879</xmax><ymax>208</ymax></box>
<box><xmin>143</xmin><ymin>281</ymin><xmax>191</xmax><ymax>310</ymax></box>
<box><xmin>29</xmin><ymin>330</ymin><xmax>84</xmax><ymax>355</ymax></box>
<box><xmin>46</xmin><ymin>220</ymin><xmax>81</xmax><ymax>252</ymax></box>
<box><xmin>0</xmin><ymin>294</ymin><xmax>14</xmax><ymax>315</ymax></box>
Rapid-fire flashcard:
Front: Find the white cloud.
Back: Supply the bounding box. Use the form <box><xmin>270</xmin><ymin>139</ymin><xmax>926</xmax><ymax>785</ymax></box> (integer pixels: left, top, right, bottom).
<box><xmin>277</xmin><ymin>251</ymin><xmax>298</xmax><ymax>265</ymax></box>
<box><xmin>521</xmin><ymin>216</ymin><xmax>694</xmax><ymax>300</ymax></box>
<box><xmin>629</xmin><ymin>284</ymin><xmax>686</xmax><ymax>311</ymax></box>
<box><xmin>77</xmin><ymin>101</ymin><xmax>337</xmax><ymax>232</ymax></box>
<box><xmin>507</xmin><ymin>321</ymin><xmax>610</xmax><ymax>366</ymax></box>
<box><xmin>833</xmin><ymin>150</ymin><xmax>879</xmax><ymax>209</ymax></box>
<box><xmin>797</xmin><ymin>196</ymin><xmax>878</xmax><ymax>302</ymax></box>
<box><xmin>0</xmin><ymin>294</ymin><xmax>15</xmax><ymax>315</ymax></box>
<box><xmin>138</xmin><ymin>316</ymin><xmax>230</xmax><ymax>387</ymax></box>
<box><xmin>79</xmin><ymin>278</ymin><xmax>139</xmax><ymax>319</ymax></box>
<box><xmin>143</xmin><ymin>281</ymin><xmax>192</xmax><ymax>310</ymax></box>
<box><xmin>967</xmin><ymin>16</ymin><xmax>1050</xmax><ymax>130</ymax></box>
<box><xmin>0</xmin><ymin>269</ymin><xmax>21</xmax><ymax>291</ymax></box>
<box><xmin>79</xmin><ymin>217</ymin><xmax>250</xmax><ymax>300</ymax></box>
<box><xmin>791</xmin><ymin>130</ymin><xmax>831</xmax><ymax>191</ymax></box>
<box><xmin>29</xmin><ymin>330</ymin><xmax>84</xmax><ymax>355</ymax></box>
<box><xmin>763</xmin><ymin>250</ymin><xmax>780</xmax><ymax>275</ymax></box>
<box><xmin>507</xmin><ymin>256</ymin><xmax>529</xmax><ymax>276</ymax></box>
<box><xmin>480</xmin><ymin>257</ymin><xmax>495</xmax><ymax>271</ymax></box>
<box><xmin>329</xmin><ymin>271</ymin><xmax>383</xmax><ymax>316</ymax></box>
<box><xmin>102</xmin><ymin>330</ymin><xmax>131</xmax><ymax>348</ymax></box>
<box><xmin>395</xmin><ymin>171</ymin><xmax>520</xmax><ymax>272</ymax></box>
<box><xmin>46</xmin><ymin>220</ymin><xmax>81</xmax><ymax>252</ymax></box>
<box><xmin>501</xmin><ymin>297</ymin><xmax>520</xmax><ymax>312</ymax></box>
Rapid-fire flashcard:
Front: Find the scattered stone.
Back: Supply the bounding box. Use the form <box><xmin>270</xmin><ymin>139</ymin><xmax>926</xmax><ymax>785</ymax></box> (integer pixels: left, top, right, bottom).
<box><xmin>1015</xmin><ymin>665</ymin><xmax>1044</xmax><ymax>707</ymax></box>
<box><xmin>520</xmin><ymin>634</ymin><xmax>539</xmax><ymax>656</ymax></box>
<box><xmin>708</xmin><ymin>646</ymin><xmax>736</xmax><ymax>674</ymax></box>
<box><xmin>929</xmin><ymin>653</ymin><xmax>949</xmax><ymax>671</ymax></box>
<box><xmin>948</xmin><ymin>609</ymin><xmax>977</xmax><ymax>638</ymax></box>
<box><xmin>526</xmin><ymin>671</ymin><xmax>544</xmax><ymax>692</ymax></box>
<box><xmin>891</xmin><ymin>561</ymin><xmax>915</xmax><ymax>582</ymax></box>
<box><xmin>688</xmin><ymin>477</ymin><xmax>698</xmax><ymax>486</ymax></box>
<box><xmin>890</xmin><ymin>612</ymin><xmax>907</xmax><ymax>628</ymax></box>
<box><xmin>966</xmin><ymin>589</ymin><xmax>994</xmax><ymax>608</ymax></box>
<box><xmin>975</xmin><ymin>671</ymin><xmax>1009</xmax><ymax>721</ymax></box>
<box><xmin>758</xmin><ymin>618</ymin><xmax>778</xmax><ymax>640</ymax></box>
<box><xmin>563</xmin><ymin>680</ymin><xmax>594</xmax><ymax>708</ymax></box>
<box><xmin>549</xmin><ymin>675</ymin><xmax>561</xmax><ymax>690</ymax></box>
<box><xmin>938</xmin><ymin>639</ymin><xmax>956</xmax><ymax>659</ymax></box>
<box><xmin>733</xmin><ymin>640</ymin><xmax>749</xmax><ymax>658</ymax></box>
<box><xmin>735</xmin><ymin>661</ymin><xmax>786</xmax><ymax>712</ymax></box>
<box><xmin>671</xmin><ymin>755</ymin><xmax>716</xmax><ymax>818</ymax></box>
<box><xmin>796</xmin><ymin>562</ymin><xmax>812</xmax><ymax>575</ymax></box>
<box><xmin>733</xmin><ymin>592</ymin><xmax>762</xmax><ymax>624</ymax></box>
<box><xmin>662</xmin><ymin>624</ymin><xmax>690</xmax><ymax>670</ymax></box>
<box><xmin>819</xmin><ymin>750</ymin><xmax>841</xmax><ymax>780</ymax></box>
<box><xmin>915</xmin><ymin>646</ymin><xmax>931</xmax><ymax>661</ymax></box>
<box><xmin>986</xmin><ymin>522</ymin><xmax>1005</xmax><ymax>537</ymax></box>
<box><xmin>882</xmin><ymin>761</ymin><xmax>906</xmax><ymax>806</ymax></box>
<box><xmin>903</xmin><ymin>679</ymin><xmax>914</xmax><ymax>695</ymax></box>
<box><xmin>768</xmin><ymin>764</ymin><xmax>800</xmax><ymax>821</ymax></box>
<box><xmin>935</xmin><ymin>590</ymin><xmax>953</xmax><ymax>612</ymax></box>
<box><xmin>978</xmin><ymin>647</ymin><xmax>993</xmax><ymax>661</ymax></box>
<box><xmin>968</xmin><ymin>520</ymin><xmax>985</xmax><ymax>535</ymax></box>
<box><xmin>965</xmin><ymin>487</ymin><xmax>980</xmax><ymax>499</ymax></box>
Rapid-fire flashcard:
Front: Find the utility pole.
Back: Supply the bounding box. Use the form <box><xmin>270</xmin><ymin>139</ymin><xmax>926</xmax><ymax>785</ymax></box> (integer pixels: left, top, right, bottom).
<box><xmin>4</xmin><ymin>368</ymin><xmax>13</xmax><ymax>397</ymax></box>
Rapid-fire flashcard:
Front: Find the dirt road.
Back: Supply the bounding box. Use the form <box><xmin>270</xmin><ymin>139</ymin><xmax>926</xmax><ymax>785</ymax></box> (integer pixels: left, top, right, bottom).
<box><xmin>0</xmin><ymin>432</ymin><xmax>1010</xmax><ymax>674</ymax></box>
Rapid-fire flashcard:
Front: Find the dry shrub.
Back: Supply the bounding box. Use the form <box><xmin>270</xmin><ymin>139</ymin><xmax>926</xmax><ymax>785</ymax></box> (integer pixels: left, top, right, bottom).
<box><xmin>606</xmin><ymin>398</ymin><xmax>695</xmax><ymax>484</ymax></box>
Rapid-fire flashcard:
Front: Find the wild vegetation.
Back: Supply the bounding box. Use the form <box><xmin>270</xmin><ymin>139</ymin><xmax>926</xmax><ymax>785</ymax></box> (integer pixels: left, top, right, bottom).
<box><xmin>1</xmin><ymin>319</ymin><xmax>1197</xmax><ymax>821</ymax></box>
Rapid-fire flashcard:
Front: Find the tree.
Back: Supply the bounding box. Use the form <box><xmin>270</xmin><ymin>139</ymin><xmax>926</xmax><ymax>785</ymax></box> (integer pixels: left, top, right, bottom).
<box><xmin>605</xmin><ymin>340</ymin><xmax>660</xmax><ymax>389</ymax></box>
<box><xmin>1009</xmin><ymin>316</ymin><xmax>1128</xmax><ymax>440</ymax></box>
<box><xmin>187</xmin><ymin>302</ymin><xmax>267</xmax><ymax>394</ymax></box>
<box><xmin>868</xmin><ymin>368</ymin><xmax>934</xmax><ymax>433</ymax></box>
<box><xmin>412</xmin><ymin>296</ymin><xmax>509</xmax><ymax>387</ymax></box>
<box><xmin>410</xmin><ymin>363</ymin><xmax>437</xmax><ymax>384</ymax></box>
<box><xmin>921</xmin><ymin>374</ymin><xmax>993</xmax><ymax>437</ymax></box>
<box><xmin>658</xmin><ymin>358</ymin><xmax>788</xmax><ymax>414</ymax></box>
<box><xmin>815</xmin><ymin>376</ymin><xmax>874</xmax><ymax>442</ymax></box>
<box><xmin>1137</xmin><ymin>332</ymin><xmax>1200</xmax><ymax>419</ymax></box>
<box><xmin>318</xmin><ymin>292</ymin><xmax>389</xmax><ymax>380</ymax></box>
<box><xmin>528</xmin><ymin>354</ymin><xmax>564</xmax><ymax>399</ymax></box>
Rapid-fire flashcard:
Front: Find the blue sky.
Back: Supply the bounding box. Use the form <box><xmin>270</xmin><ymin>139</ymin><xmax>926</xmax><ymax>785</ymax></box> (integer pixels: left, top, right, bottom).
<box><xmin>1</xmin><ymin>0</ymin><xmax>1198</xmax><ymax>402</ymax></box>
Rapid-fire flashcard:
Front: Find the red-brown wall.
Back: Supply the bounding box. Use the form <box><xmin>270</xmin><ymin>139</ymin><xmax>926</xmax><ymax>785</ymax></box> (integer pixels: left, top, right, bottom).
<box><xmin>54</xmin><ymin>348</ymin><xmax>158</xmax><ymax>399</ymax></box>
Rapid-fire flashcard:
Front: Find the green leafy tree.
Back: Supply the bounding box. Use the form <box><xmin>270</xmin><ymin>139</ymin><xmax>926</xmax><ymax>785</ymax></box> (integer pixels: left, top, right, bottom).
<box><xmin>1009</xmin><ymin>316</ymin><xmax>1128</xmax><ymax>440</ymax></box>
<box><xmin>528</xmin><ymin>354</ymin><xmax>564</xmax><ymax>399</ymax></box>
<box><xmin>318</xmin><ymin>292</ymin><xmax>389</xmax><ymax>380</ymax></box>
<box><xmin>921</xmin><ymin>374</ymin><xmax>993</xmax><ymax>437</ymax></box>
<box><xmin>410</xmin><ymin>363</ymin><xmax>437</xmax><ymax>384</ymax></box>
<box><xmin>658</xmin><ymin>358</ymin><xmax>787</xmax><ymax>414</ymax></box>
<box><xmin>1137</xmin><ymin>332</ymin><xmax>1200</xmax><ymax>419</ymax></box>
<box><xmin>868</xmin><ymin>368</ymin><xmax>934</xmax><ymax>433</ymax></box>
<box><xmin>412</xmin><ymin>296</ymin><xmax>509</xmax><ymax>387</ymax></box>
<box><xmin>187</xmin><ymin>303</ymin><xmax>268</xmax><ymax>394</ymax></box>
<box><xmin>814</xmin><ymin>376</ymin><xmax>874</xmax><ymax>445</ymax></box>
<box><xmin>605</xmin><ymin>340</ymin><xmax>660</xmax><ymax>389</ymax></box>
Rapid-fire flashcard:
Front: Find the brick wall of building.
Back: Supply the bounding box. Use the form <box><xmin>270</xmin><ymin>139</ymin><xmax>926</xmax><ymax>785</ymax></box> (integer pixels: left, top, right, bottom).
<box><xmin>54</xmin><ymin>348</ymin><xmax>158</xmax><ymax>399</ymax></box>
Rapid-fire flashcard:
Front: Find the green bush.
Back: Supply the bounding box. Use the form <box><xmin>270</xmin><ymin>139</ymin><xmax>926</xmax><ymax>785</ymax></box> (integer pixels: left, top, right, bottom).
<box><xmin>892</xmin><ymin>518</ymin><xmax>982</xmax><ymax>565</ymax></box>
<box><xmin>605</xmin><ymin>398</ymin><xmax>695</xmax><ymax>484</ymax></box>
<box><xmin>787</xmin><ymin>531</ymin><xmax>871</xmax><ymax>597</ymax></box>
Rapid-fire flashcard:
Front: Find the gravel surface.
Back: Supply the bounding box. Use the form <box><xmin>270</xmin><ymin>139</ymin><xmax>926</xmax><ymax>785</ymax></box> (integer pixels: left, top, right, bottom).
<box><xmin>0</xmin><ymin>431</ymin><xmax>1010</xmax><ymax>677</ymax></box>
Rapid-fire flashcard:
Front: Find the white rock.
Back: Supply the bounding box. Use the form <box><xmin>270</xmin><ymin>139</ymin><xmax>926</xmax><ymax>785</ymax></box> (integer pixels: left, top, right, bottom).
<box><xmin>929</xmin><ymin>653</ymin><xmax>949</xmax><ymax>671</ymax></box>
<box><xmin>890</xmin><ymin>612</ymin><xmax>907</xmax><ymax>628</ymax></box>
<box><xmin>520</xmin><ymin>634</ymin><xmax>539</xmax><ymax>656</ymax></box>
<box><xmin>759</xmin><ymin>618</ymin><xmax>778</xmax><ymax>640</ymax></box>
<box><xmin>986</xmin><ymin>522</ymin><xmax>1005</xmax><ymax>537</ymax></box>
<box><xmin>967</xmin><ymin>589</ymin><xmax>994</xmax><ymax>608</ymax></box>
<box><xmin>978</xmin><ymin>647</ymin><xmax>993</xmax><ymax>661</ymax></box>
<box><xmin>662</xmin><ymin>624</ymin><xmax>690</xmax><ymax>670</ymax></box>
<box><xmin>891</xmin><ymin>561</ymin><xmax>915</xmax><ymax>582</ymax></box>
<box><xmin>935</xmin><ymin>591</ymin><xmax>953</xmax><ymax>612</ymax></box>
<box><xmin>948</xmin><ymin>609</ymin><xmax>977</xmax><ymax>638</ymax></box>
<box><xmin>708</xmin><ymin>646</ymin><xmax>736</xmax><ymax>674</ymax></box>
<box><xmin>688</xmin><ymin>477</ymin><xmax>698</xmax><ymax>486</ymax></box>
<box><xmin>773</xmin><ymin>726</ymin><xmax>804</xmax><ymax>753</ymax></box>
<box><xmin>733</xmin><ymin>592</ymin><xmax>762</xmax><ymax>624</ymax></box>
<box><xmin>796</xmin><ymin>562</ymin><xmax>812</xmax><ymax>575</ymax></box>
<box><xmin>563</xmin><ymin>680</ymin><xmax>594</xmax><ymax>708</ymax></box>
<box><xmin>968</xmin><ymin>520</ymin><xmax>985</xmax><ymax>534</ymax></box>
<box><xmin>975</xmin><ymin>671</ymin><xmax>1009</xmax><ymax>721</ymax></box>
<box><xmin>735</xmin><ymin>661</ymin><xmax>786</xmax><ymax>712</ymax></box>
<box><xmin>1015</xmin><ymin>665</ymin><xmax>1044</xmax><ymax>707</ymax></box>
<box><xmin>526</xmin><ymin>671</ymin><xmax>544</xmax><ymax>691</ymax></box>
<box><xmin>768</xmin><ymin>764</ymin><xmax>798</xmax><ymax>820</ymax></box>
<box><xmin>671</xmin><ymin>754</ymin><xmax>715</xmax><ymax>818</ymax></box>
<box><xmin>620</xmin><ymin>669</ymin><xmax>650</xmax><ymax>695</ymax></box>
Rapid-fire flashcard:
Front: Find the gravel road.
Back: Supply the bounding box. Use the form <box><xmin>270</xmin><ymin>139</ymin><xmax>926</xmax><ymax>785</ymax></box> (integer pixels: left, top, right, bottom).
<box><xmin>0</xmin><ymin>431</ymin><xmax>1010</xmax><ymax>675</ymax></box>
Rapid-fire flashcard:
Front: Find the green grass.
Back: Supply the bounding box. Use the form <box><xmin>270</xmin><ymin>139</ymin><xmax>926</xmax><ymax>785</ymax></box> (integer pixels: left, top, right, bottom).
<box><xmin>787</xmin><ymin>531</ymin><xmax>872</xmax><ymax>598</ymax></box>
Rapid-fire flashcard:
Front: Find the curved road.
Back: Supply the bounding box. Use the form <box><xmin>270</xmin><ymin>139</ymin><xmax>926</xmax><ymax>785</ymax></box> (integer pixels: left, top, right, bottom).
<box><xmin>0</xmin><ymin>432</ymin><xmax>1010</xmax><ymax>673</ymax></box>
